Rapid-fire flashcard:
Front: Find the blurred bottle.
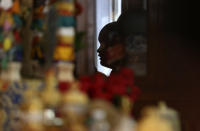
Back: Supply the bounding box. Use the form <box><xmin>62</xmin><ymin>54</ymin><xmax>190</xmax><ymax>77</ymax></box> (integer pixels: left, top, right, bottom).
<box><xmin>113</xmin><ymin>96</ymin><xmax>137</xmax><ymax>131</ymax></box>
<box><xmin>137</xmin><ymin>101</ymin><xmax>181</xmax><ymax>131</ymax></box>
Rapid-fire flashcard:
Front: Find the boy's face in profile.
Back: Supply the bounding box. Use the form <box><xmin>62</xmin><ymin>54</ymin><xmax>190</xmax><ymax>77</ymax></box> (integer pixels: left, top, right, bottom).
<box><xmin>97</xmin><ymin>42</ymin><xmax>125</xmax><ymax>68</ymax></box>
<box><xmin>98</xmin><ymin>22</ymin><xmax>125</xmax><ymax>69</ymax></box>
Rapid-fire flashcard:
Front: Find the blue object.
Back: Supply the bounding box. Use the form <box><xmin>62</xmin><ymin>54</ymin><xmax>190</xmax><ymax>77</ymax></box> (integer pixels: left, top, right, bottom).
<box><xmin>57</xmin><ymin>16</ymin><xmax>75</xmax><ymax>27</ymax></box>
<box><xmin>9</xmin><ymin>45</ymin><xmax>23</xmax><ymax>61</ymax></box>
<box><xmin>13</xmin><ymin>14</ymin><xmax>23</xmax><ymax>28</ymax></box>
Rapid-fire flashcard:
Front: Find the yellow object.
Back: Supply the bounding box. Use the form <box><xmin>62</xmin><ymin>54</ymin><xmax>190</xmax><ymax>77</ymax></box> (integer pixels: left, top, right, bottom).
<box><xmin>3</xmin><ymin>37</ymin><xmax>12</xmax><ymax>51</ymax></box>
<box><xmin>63</xmin><ymin>82</ymin><xmax>89</xmax><ymax>105</ymax></box>
<box><xmin>54</xmin><ymin>46</ymin><xmax>74</xmax><ymax>61</ymax></box>
<box><xmin>28</xmin><ymin>97</ymin><xmax>44</xmax><ymax>111</ymax></box>
<box><xmin>61</xmin><ymin>83</ymin><xmax>88</xmax><ymax>131</ymax></box>
<box><xmin>6</xmin><ymin>13</ymin><xmax>14</xmax><ymax>25</ymax></box>
<box><xmin>0</xmin><ymin>109</ymin><xmax>6</xmax><ymax>130</ymax></box>
<box><xmin>56</xmin><ymin>2</ymin><xmax>75</xmax><ymax>12</ymax></box>
<box><xmin>0</xmin><ymin>12</ymin><xmax>6</xmax><ymax>26</ymax></box>
<box><xmin>121</xmin><ymin>96</ymin><xmax>132</xmax><ymax>115</ymax></box>
<box><xmin>137</xmin><ymin>116</ymin><xmax>173</xmax><ymax>131</ymax></box>
<box><xmin>23</xmin><ymin>97</ymin><xmax>44</xmax><ymax>131</ymax></box>
<box><xmin>137</xmin><ymin>102</ymin><xmax>181</xmax><ymax>131</ymax></box>
<box><xmin>58</xmin><ymin>35</ymin><xmax>74</xmax><ymax>44</ymax></box>
<box><xmin>56</xmin><ymin>62</ymin><xmax>74</xmax><ymax>82</ymax></box>
<box><xmin>21</xmin><ymin>82</ymin><xmax>44</xmax><ymax>131</ymax></box>
<box><xmin>0</xmin><ymin>12</ymin><xmax>13</xmax><ymax>26</ymax></box>
<box><xmin>41</xmin><ymin>69</ymin><xmax>61</xmax><ymax>106</ymax></box>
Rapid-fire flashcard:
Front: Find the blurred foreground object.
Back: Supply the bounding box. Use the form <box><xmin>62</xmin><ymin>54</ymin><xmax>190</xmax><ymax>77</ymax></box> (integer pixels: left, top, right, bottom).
<box><xmin>113</xmin><ymin>96</ymin><xmax>137</xmax><ymax>131</ymax></box>
<box><xmin>137</xmin><ymin>102</ymin><xmax>181</xmax><ymax>131</ymax></box>
<box><xmin>88</xmin><ymin>99</ymin><xmax>119</xmax><ymax>131</ymax></box>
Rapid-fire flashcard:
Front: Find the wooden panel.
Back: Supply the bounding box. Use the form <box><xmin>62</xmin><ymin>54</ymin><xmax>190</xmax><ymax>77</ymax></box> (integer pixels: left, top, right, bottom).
<box><xmin>122</xmin><ymin>0</ymin><xmax>200</xmax><ymax>130</ymax></box>
<box><xmin>75</xmin><ymin>0</ymin><xmax>96</xmax><ymax>76</ymax></box>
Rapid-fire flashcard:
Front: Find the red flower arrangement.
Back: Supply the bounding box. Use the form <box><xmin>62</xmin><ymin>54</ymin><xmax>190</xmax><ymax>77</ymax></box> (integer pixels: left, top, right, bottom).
<box><xmin>79</xmin><ymin>67</ymin><xmax>141</xmax><ymax>106</ymax></box>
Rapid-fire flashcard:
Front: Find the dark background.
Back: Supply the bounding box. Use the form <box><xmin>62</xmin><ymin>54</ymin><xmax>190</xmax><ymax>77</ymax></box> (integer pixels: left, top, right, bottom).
<box><xmin>122</xmin><ymin>0</ymin><xmax>200</xmax><ymax>130</ymax></box>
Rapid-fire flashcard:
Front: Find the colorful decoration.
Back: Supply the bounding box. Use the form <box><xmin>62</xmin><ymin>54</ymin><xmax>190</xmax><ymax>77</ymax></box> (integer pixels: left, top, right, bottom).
<box><xmin>0</xmin><ymin>81</ymin><xmax>28</xmax><ymax>131</ymax></box>
<box><xmin>53</xmin><ymin>0</ymin><xmax>75</xmax><ymax>63</ymax></box>
<box><xmin>0</xmin><ymin>0</ymin><xmax>23</xmax><ymax>70</ymax></box>
<box><xmin>53</xmin><ymin>1</ymin><xmax>76</xmax><ymax>111</ymax></box>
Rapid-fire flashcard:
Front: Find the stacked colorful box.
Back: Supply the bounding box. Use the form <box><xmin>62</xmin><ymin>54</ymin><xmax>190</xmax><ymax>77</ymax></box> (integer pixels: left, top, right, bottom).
<box><xmin>54</xmin><ymin>27</ymin><xmax>75</xmax><ymax>61</ymax></box>
<box><xmin>53</xmin><ymin>0</ymin><xmax>76</xmax><ymax>83</ymax></box>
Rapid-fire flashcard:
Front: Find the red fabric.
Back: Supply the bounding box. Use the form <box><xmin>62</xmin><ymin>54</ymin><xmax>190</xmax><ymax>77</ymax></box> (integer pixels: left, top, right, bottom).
<box><xmin>75</xmin><ymin>1</ymin><xmax>83</xmax><ymax>16</ymax></box>
<box><xmin>79</xmin><ymin>68</ymin><xmax>141</xmax><ymax>103</ymax></box>
<box><xmin>58</xmin><ymin>81</ymin><xmax>70</xmax><ymax>93</ymax></box>
<box><xmin>58</xmin><ymin>10</ymin><xmax>74</xmax><ymax>16</ymax></box>
<box><xmin>56</xmin><ymin>43</ymin><xmax>73</xmax><ymax>47</ymax></box>
<box><xmin>79</xmin><ymin>75</ymin><xmax>92</xmax><ymax>92</ymax></box>
<box><xmin>14</xmin><ymin>30</ymin><xmax>21</xmax><ymax>43</ymax></box>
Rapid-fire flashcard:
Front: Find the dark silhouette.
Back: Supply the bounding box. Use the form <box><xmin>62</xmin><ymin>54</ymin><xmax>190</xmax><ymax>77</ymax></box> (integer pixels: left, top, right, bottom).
<box><xmin>97</xmin><ymin>22</ymin><xmax>125</xmax><ymax>72</ymax></box>
<box><xmin>97</xmin><ymin>10</ymin><xmax>147</xmax><ymax>73</ymax></box>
